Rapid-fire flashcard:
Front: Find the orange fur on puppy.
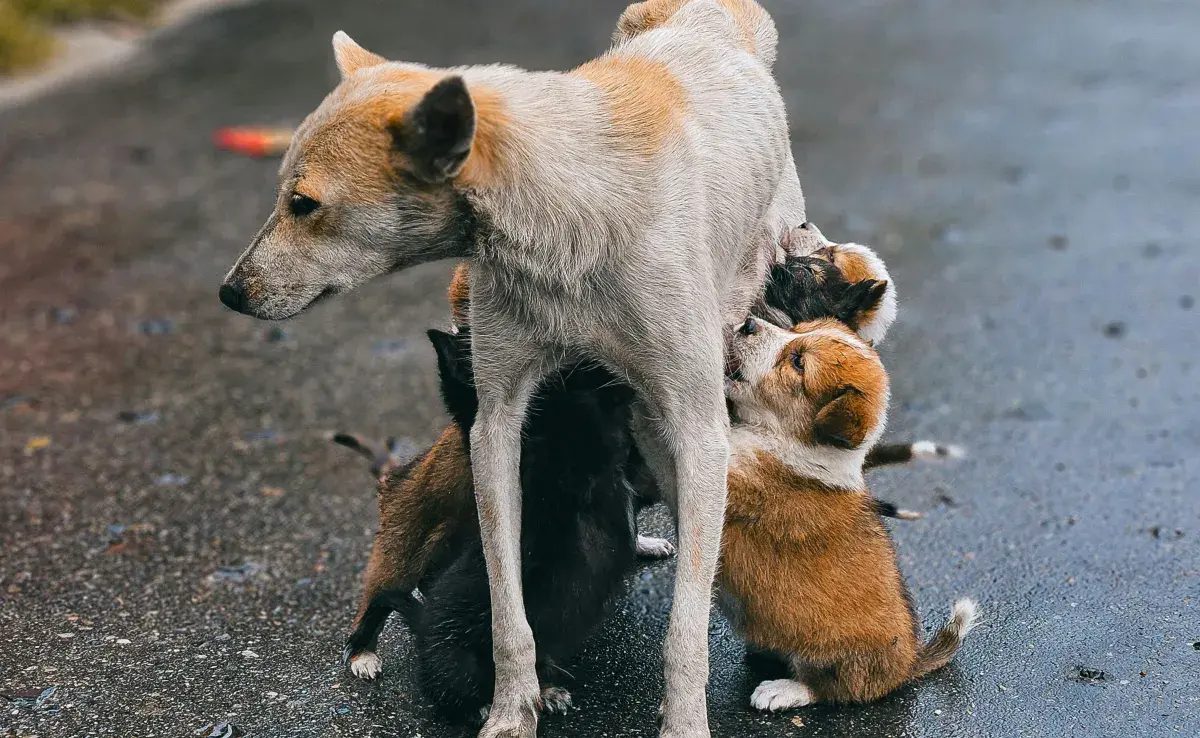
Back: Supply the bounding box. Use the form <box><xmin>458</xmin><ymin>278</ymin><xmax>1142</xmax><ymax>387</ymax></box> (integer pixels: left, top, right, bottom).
<box><xmin>721</xmin><ymin>316</ymin><xmax>978</xmax><ymax>708</ymax></box>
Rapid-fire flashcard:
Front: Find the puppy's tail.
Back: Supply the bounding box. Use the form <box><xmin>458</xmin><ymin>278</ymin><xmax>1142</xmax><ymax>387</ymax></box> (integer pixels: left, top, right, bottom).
<box><xmin>331</xmin><ymin>432</ymin><xmax>406</xmax><ymax>479</ymax></box>
<box><xmin>911</xmin><ymin>598</ymin><xmax>979</xmax><ymax>679</ymax></box>
<box><xmin>865</xmin><ymin>441</ymin><xmax>965</xmax><ymax>470</ymax></box>
<box><xmin>870</xmin><ymin>498</ymin><xmax>923</xmax><ymax>520</ymax></box>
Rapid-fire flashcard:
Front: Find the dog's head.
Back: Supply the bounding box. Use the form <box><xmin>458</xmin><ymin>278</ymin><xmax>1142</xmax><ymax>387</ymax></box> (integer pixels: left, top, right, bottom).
<box><xmin>219</xmin><ymin>33</ymin><xmax>506</xmax><ymax>320</ymax></box>
<box><xmin>726</xmin><ymin>316</ymin><xmax>889</xmax><ymax>452</ymax></box>
<box><xmin>770</xmin><ymin>222</ymin><xmax>897</xmax><ymax>345</ymax></box>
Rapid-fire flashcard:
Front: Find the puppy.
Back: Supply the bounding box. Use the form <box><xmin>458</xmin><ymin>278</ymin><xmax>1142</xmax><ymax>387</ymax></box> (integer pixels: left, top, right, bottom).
<box><xmin>347</xmin><ymin>326</ymin><xmax>646</xmax><ymax>722</ymax></box>
<box><xmin>721</xmin><ymin>316</ymin><xmax>978</xmax><ymax>709</ymax></box>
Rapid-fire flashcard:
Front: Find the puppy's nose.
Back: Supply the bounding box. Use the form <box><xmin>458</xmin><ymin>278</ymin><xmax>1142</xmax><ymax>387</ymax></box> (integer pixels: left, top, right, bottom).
<box><xmin>798</xmin><ymin>222</ymin><xmax>811</xmax><ymax>230</ymax></box>
<box><xmin>218</xmin><ymin>281</ymin><xmax>247</xmax><ymax>313</ymax></box>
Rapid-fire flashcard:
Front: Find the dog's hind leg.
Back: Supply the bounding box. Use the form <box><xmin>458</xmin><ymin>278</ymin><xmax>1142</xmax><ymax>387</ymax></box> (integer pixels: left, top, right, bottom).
<box><xmin>629</xmin><ymin>335</ymin><xmax>730</xmax><ymax>738</ymax></box>
<box><xmin>467</xmin><ymin>331</ymin><xmax>555</xmax><ymax>738</ymax></box>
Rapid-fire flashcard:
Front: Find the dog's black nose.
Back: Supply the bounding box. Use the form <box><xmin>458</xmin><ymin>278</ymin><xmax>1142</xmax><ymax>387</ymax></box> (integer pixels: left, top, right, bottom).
<box><xmin>219</xmin><ymin>281</ymin><xmax>247</xmax><ymax>313</ymax></box>
<box><xmin>739</xmin><ymin>317</ymin><xmax>758</xmax><ymax>336</ymax></box>
<box><xmin>798</xmin><ymin>222</ymin><xmax>811</xmax><ymax>230</ymax></box>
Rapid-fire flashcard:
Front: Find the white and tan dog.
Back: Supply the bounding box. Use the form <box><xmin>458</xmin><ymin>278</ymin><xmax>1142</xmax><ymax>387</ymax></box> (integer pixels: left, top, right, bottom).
<box><xmin>218</xmin><ymin>2</ymin><xmax>804</xmax><ymax>736</ymax></box>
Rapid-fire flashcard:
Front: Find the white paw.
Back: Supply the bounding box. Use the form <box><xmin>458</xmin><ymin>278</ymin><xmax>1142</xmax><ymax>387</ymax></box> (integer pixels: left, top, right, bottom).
<box><xmin>750</xmin><ymin>679</ymin><xmax>815</xmax><ymax>712</ymax></box>
<box><xmin>540</xmin><ymin>686</ymin><xmax>573</xmax><ymax>715</ymax></box>
<box><xmin>347</xmin><ymin>650</ymin><xmax>382</xmax><ymax>680</ymax></box>
<box><xmin>637</xmin><ymin>535</ymin><xmax>677</xmax><ymax>559</ymax></box>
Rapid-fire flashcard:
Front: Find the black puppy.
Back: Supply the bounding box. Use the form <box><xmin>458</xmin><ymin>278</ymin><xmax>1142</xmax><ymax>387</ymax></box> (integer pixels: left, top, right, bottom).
<box><xmin>388</xmin><ymin>328</ymin><xmax>641</xmax><ymax>722</ymax></box>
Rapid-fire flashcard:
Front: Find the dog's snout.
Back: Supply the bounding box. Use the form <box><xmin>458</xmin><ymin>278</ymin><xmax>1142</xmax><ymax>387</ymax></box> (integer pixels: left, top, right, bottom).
<box><xmin>219</xmin><ymin>280</ymin><xmax>248</xmax><ymax>314</ymax></box>
<box><xmin>739</xmin><ymin>317</ymin><xmax>759</xmax><ymax>336</ymax></box>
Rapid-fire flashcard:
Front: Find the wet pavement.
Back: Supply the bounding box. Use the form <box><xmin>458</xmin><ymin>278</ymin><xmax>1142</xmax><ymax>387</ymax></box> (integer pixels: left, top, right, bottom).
<box><xmin>1</xmin><ymin>0</ymin><xmax>1197</xmax><ymax>736</ymax></box>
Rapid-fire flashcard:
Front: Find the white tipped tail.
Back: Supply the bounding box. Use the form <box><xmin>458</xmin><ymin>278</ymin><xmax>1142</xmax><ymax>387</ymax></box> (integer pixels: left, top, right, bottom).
<box><xmin>911</xmin><ymin>598</ymin><xmax>979</xmax><ymax>678</ymax></box>
<box><xmin>911</xmin><ymin>441</ymin><xmax>967</xmax><ymax>462</ymax></box>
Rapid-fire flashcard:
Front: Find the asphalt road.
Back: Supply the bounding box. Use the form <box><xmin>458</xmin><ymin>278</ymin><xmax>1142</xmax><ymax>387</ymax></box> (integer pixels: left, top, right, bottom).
<box><xmin>1</xmin><ymin>1</ymin><xmax>1197</xmax><ymax>736</ymax></box>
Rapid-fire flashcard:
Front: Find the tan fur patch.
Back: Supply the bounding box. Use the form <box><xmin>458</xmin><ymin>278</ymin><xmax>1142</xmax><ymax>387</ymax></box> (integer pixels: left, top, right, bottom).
<box><xmin>448</xmin><ymin>262</ymin><xmax>471</xmax><ymax>326</ymax></box>
<box><xmin>573</xmin><ymin>55</ymin><xmax>689</xmax><ymax>158</ymax></box>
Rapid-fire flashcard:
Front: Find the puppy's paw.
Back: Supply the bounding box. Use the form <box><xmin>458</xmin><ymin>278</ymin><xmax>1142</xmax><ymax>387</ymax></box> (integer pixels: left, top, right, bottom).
<box><xmin>539</xmin><ymin>686</ymin><xmax>573</xmax><ymax>715</ymax></box>
<box><xmin>750</xmin><ymin>679</ymin><xmax>815</xmax><ymax>712</ymax></box>
<box><xmin>636</xmin><ymin>535</ymin><xmax>676</xmax><ymax>559</ymax></box>
<box><xmin>347</xmin><ymin>649</ymin><xmax>383</xmax><ymax>680</ymax></box>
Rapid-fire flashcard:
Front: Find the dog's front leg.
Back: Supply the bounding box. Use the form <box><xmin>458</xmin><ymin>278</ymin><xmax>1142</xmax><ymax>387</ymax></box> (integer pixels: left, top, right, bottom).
<box><xmin>470</xmin><ymin>336</ymin><xmax>550</xmax><ymax>738</ymax></box>
<box><xmin>632</xmin><ymin>346</ymin><xmax>730</xmax><ymax>738</ymax></box>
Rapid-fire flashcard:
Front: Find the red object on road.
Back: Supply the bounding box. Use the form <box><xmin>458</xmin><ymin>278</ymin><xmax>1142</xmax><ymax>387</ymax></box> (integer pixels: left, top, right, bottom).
<box><xmin>213</xmin><ymin>127</ymin><xmax>293</xmax><ymax>157</ymax></box>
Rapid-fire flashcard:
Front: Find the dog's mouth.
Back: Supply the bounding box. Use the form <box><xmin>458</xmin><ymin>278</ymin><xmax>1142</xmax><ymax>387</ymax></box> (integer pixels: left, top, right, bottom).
<box><xmin>724</xmin><ymin>352</ymin><xmax>744</xmax><ymax>382</ymax></box>
<box><xmin>295</xmin><ymin>286</ymin><xmax>338</xmax><ymax>316</ymax></box>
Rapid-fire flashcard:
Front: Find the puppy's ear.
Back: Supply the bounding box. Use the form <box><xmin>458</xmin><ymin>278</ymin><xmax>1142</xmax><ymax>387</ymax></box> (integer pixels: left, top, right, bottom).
<box><xmin>427</xmin><ymin>329</ymin><xmax>472</xmax><ymax>386</ymax></box>
<box><xmin>447</xmin><ymin>263</ymin><xmax>471</xmax><ymax>327</ymax></box>
<box><xmin>835</xmin><ymin>279</ymin><xmax>888</xmax><ymax>329</ymax></box>
<box><xmin>812</xmin><ymin>387</ymin><xmax>872</xmax><ymax>450</ymax></box>
<box><xmin>332</xmin><ymin>31</ymin><xmax>386</xmax><ymax>79</ymax></box>
<box><xmin>392</xmin><ymin>76</ymin><xmax>476</xmax><ymax>183</ymax></box>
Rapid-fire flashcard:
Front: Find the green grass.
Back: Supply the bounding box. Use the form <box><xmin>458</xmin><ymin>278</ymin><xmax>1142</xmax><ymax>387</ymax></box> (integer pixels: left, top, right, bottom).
<box><xmin>0</xmin><ymin>0</ymin><xmax>165</xmax><ymax>74</ymax></box>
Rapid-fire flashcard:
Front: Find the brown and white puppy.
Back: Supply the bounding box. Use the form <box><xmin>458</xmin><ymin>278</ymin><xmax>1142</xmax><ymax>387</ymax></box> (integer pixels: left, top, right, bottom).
<box><xmin>721</xmin><ymin>316</ymin><xmax>978</xmax><ymax>709</ymax></box>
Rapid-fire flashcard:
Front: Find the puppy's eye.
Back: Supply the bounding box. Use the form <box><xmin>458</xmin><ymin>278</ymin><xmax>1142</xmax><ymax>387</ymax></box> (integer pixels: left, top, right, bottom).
<box><xmin>791</xmin><ymin>351</ymin><xmax>804</xmax><ymax>374</ymax></box>
<box><xmin>289</xmin><ymin>193</ymin><xmax>320</xmax><ymax>217</ymax></box>
<box><xmin>739</xmin><ymin>318</ymin><xmax>758</xmax><ymax>336</ymax></box>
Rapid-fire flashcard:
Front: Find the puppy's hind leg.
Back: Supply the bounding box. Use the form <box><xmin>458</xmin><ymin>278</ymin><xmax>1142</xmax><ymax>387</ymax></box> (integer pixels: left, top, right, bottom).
<box><xmin>469</xmin><ymin>331</ymin><xmax>555</xmax><ymax>738</ymax></box>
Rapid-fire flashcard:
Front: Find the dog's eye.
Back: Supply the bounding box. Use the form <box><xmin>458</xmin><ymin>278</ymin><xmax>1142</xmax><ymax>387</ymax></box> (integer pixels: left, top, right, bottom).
<box><xmin>791</xmin><ymin>350</ymin><xmax>804</xmax><ymax>374</ymax></box>
<box><xmin>289</xmin><ymin>193</ymin><xmax>320</xmax><ymax>217</ymax></box>
<box><xmin>739</xmin><ymin>318</ymin><xmax>758</xmax><ymax>336</ymax></box>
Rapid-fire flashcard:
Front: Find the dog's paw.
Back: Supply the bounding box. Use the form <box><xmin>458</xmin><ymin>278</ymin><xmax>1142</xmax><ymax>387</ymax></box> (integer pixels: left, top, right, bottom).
<box><xmin>347</xmin><ymin>649</ymin><xmax>383</xmax><ymax>680</ymax></box>
<box><xmin>750</xmin><ymin>679</ymin><xmax>814</xmax><ymax>712</ymax></box>
<box><xmin>479</xmin><ymin>695</ymin><xmax>538</xmax><ymax>738</ymax></box>
<box><xmin>658</xmin><ymin>692</ymin><xmax>709</xmax><ymax>737</ymax></box>
<box><xmin>636</xmin><ymin>535</ymin><xmax>676</xmax><ymax>559</ymax></box>
<box><xmin>539</xmin><ymin>686</ymin><xmax>573</xmax><ymax>715</ymax></box>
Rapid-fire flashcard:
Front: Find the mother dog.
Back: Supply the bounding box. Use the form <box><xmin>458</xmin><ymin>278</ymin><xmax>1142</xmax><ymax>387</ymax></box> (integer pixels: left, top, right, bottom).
<box><xmin>218</xmin><ymin>1</ymin><xmax>804</xmax><ymax>735</ymax></box>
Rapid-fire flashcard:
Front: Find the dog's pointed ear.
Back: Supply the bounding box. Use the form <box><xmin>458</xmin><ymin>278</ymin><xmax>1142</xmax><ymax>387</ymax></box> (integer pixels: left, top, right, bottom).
<box><xmin>812</xmin><ymin>387</ymin><xmax>873</xmax><ymax>450</ymax></box>
<box><xmin>332</xmin><ymin>31</ymin><xmax>386</xmax><ymax>79</ymax></box>
<box><xmin>392</xmin><ymin>76</ymin><xmax>476</xmax><ymax>183</ymax></box>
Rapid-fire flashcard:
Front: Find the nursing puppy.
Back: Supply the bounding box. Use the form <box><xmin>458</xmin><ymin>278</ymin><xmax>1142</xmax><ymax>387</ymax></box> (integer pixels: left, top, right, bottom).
<box><xmin>219</xmin><ymin>3</ymin><xmax>802</xmax><ymax>733</ymax></box>
<box><xmin>396</xmin><ymin>328</ymin><xmax>639</xmax><ymax>722</ymax></box>
<box><xmin>721</xmin><ymin>316</ymin><xmax>978</xmax><ymax>709</ymax></box>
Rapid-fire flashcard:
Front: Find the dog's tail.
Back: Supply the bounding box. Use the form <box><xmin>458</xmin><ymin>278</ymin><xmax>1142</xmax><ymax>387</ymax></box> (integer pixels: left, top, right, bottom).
<box><xmin>911</xmin><ymin>598</ymin><xmax>979</xmax><ymax>679</ymax></box>
<box><xmin>866</xmin><ymin>440</ymin><xmax>965</xmax><ymax>470</ymax></box>
<box><xmin>331</xmin><ymin>432</ymin><xmax>406</xmax><ymax>479</ymax></box>
<box><xmin>869</xmin><ymin>498</ymin><xmax>923</xmax><ymax>521</ymax></box>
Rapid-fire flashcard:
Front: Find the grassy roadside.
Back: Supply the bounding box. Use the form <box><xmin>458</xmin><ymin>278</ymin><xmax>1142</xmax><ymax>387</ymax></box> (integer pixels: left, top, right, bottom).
<box><xmin>0</xmin><ymin>0</ymin><xmax>165</xmax><ymax>73</ymax></box>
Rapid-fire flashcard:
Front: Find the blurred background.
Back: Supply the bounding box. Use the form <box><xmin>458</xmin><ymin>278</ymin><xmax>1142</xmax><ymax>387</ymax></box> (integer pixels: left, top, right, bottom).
<box><xmin>1</xmin><ymin>1</ymin><xmax>1196</xmax><ymax>736</ymax></box>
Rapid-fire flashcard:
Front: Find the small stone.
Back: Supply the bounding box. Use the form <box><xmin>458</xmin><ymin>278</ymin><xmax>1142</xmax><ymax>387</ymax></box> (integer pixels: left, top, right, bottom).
<box><xmin>240</xmin><ymin>650</ymin><xmax>260</xmax><ymax>659</ymax></box>
<box><xmin>261</xmin><ymin>486</ymin><xmax>284</xmax><ymax>497</ymax></box>
<box><xmin>265</xmin><ymin>326</ymin><xmax>291</xmax><ymax>342</ymax></box>
<box><xmin>1072</xmin><ymin>666</ymin><xmax>1106</xmax><ymax>684</ymax></box>
<box><xmin>154</xmin><ymin>473</ymin><xmax>189</xmax><ymax>486</ymax></box>
<box><xmin>57</xmin><ymin>633</ymin><xmax>75</xmax><ymax>639</ymax></box>
<box><xmin>117</xmin><ymin>410</ymin><xmax>160</xmax><ymax>425</ymax></box>
<box><xmin>791</xmin><ymin>715</ymin><xmax>805</xmax><ymax>727</ymax></box>
<box><xmin>1101</xmin><ymin>321</ymin><xmax>1127</xmax><ymax>338</ymax></box>
<box><xmin>115</xmin><ymin>639</ymin><xmax>131</xmax><ymax>645</ymax></box>
<box><xmin>136</xmin><ymin>318</ymin><xmax>175</xmax><ymax>336</ymax></box>
<box><xmin>50</xmin><ymin>306</ymin><xmax>78</xmax><ymax>324</ymax></box>
<box><xmin>23</xmin><ymin>436</ymin><xmax>52</xmax><ymax>454</ymax></box>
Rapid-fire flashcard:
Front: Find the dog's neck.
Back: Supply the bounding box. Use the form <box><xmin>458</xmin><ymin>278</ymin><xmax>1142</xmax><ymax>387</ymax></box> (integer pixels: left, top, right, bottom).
<box><xmin>457</xmin><ymin>66</ymin><xmax>657</xmax><ymax>283</ymax></box>
<box><xmin>729</xmin><ymin>426</ymin><xmax>867</xmax><ymax>491</ymax></box>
